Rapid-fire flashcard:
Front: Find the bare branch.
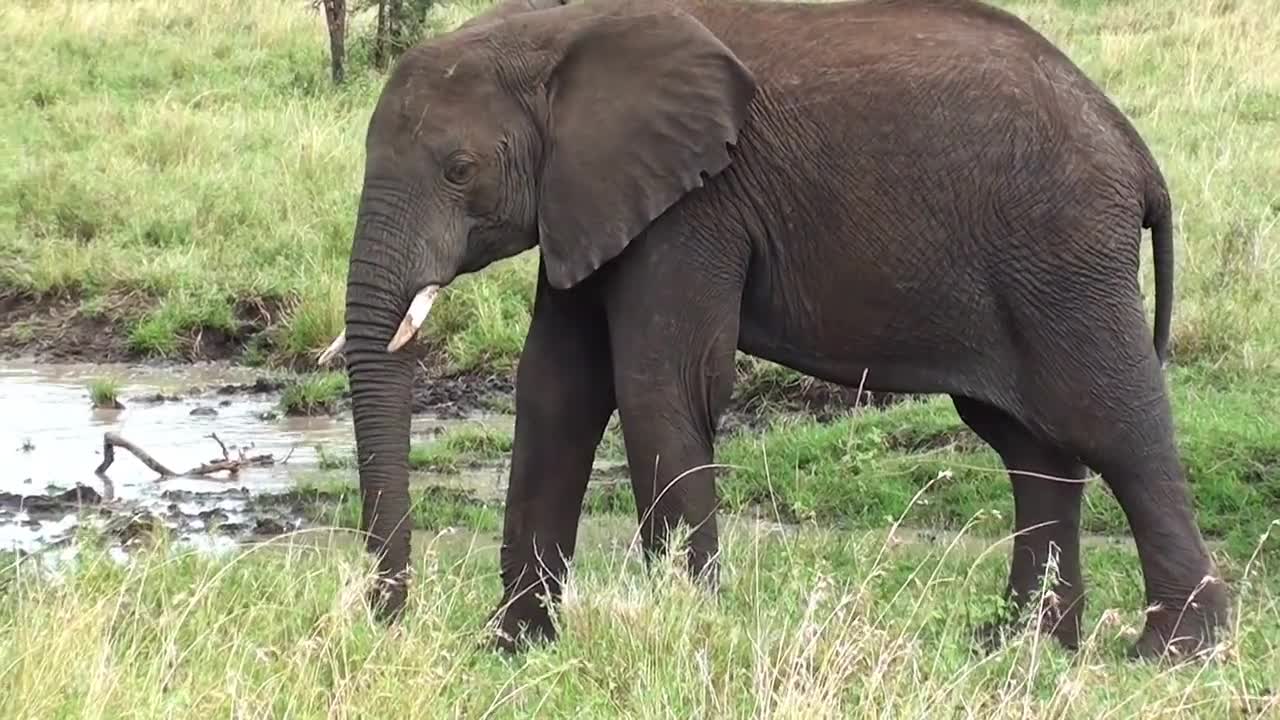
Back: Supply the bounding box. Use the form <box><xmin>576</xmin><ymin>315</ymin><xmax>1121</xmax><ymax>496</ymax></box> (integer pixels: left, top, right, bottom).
<box><xmin>96</xmin><ymin>432</ymin><xmax>180</xmax><ymax>477</ymax></box>
<box><xmin>95</xmin><ymin>432</ymin><xmax>277</xmax><ymax>480</ymax></box>
<box><xmin>206</xmin><ymin>432</ymin><xmax>230</xmax><ymax>459</ymax></box>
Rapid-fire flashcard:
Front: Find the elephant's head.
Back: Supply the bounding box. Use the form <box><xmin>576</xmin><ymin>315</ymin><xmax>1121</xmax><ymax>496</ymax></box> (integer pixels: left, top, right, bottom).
<box><xmin>325</xmin><ymin>0</ymin><xmax>756</xmax><ymax>619</ymax></box>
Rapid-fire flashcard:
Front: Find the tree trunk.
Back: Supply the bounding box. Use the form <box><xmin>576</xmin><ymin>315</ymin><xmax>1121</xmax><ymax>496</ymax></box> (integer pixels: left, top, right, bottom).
<box><xmin>322</xmin><ymin>0</ymin><xmax>346</xmax><ymax>84</ymax></box>
<box><xmin>373</xmin><ymin>0</ymin><xmax>406</xmax><ymax>70</ymax></box>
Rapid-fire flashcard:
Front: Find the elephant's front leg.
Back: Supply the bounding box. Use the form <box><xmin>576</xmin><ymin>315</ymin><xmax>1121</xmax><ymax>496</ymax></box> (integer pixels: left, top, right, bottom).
<box><xmin>492</xmin><ymin>265</ymin><xmax>615</xmax><ymax>651</ymax></box>
<box><xmin>604</xmin><ymin>265</ymin><xmax>743</xmax><ymax>587</ymax></box>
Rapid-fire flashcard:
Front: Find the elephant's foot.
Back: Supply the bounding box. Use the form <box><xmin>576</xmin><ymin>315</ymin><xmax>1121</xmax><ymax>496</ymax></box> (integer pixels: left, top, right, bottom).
<box><xmin>973</xmin><ymin>595</ymin><xmax>1082</xmax><ymax>655</ymax></box>
<box><xmin>367</xmin><ymin>573</ymin><xmax>409</xmax><ymax>624</ymax></box>
<box><xmin>489</xmin><ymin>591</ymin><xmax>558</xmax><ymax>654</ymax></box>
<box><xmin>1128</xmin><ymin>585</ymin><xmax>1230</xmax><ymax>662</ymax></box>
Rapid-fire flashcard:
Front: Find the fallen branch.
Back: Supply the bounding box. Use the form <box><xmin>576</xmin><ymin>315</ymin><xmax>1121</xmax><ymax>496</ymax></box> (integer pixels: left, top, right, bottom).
<box><xmin>95</xmin><ymin>431</ymin><xmax>277</xmax><ymax>479</ymax></box>
<box><xmin>96</xmin><ymin>432</ymin><xmax>179</xmax><ymax>476</ymax></box>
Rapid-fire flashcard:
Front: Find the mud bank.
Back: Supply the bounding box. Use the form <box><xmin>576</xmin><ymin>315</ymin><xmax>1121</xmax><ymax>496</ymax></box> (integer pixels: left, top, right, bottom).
<box><xmin>0</xmin><ymin>290</ymin><xmax>899</xmax><ymax>423</ymax></box>
<box><xmin>0</xmin><ymin>484</ymin><xmax>312</xmax><ymax>557</ymax></box>
<box><xmin>0</xmin><ymin>290</ymin><xmax>285</xmax><ymax>364</ymax></box>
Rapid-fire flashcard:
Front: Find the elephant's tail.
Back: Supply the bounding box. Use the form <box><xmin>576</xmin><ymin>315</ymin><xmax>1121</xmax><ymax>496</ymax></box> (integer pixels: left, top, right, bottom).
<box><xmin>1144</xmin><ymin>183</ymin><xmax>1174</xmax><ymax>367</ymax></box>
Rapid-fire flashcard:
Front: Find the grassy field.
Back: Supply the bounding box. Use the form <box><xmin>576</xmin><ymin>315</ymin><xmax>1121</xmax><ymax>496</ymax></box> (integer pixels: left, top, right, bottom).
<box><xmin>1</xmin><ymin>520</ymin><xmax>1277</xmax><ymax>717</ymax></box>
<box><xmin>2</xmin><ymin>0</ymin><xmax>1280</xmax><ymax>715</ymax></box>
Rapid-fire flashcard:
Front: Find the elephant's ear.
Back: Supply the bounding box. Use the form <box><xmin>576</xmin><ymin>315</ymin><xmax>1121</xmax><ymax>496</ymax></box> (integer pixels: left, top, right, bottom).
<box><xmin>536</xmin><ymin>4</ymin><xmax>757</xmax><ymax>289</ymax></box>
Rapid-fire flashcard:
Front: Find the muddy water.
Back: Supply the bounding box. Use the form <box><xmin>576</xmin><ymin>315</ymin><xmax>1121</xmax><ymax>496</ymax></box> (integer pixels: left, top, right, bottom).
<box><xmin>0</xmin><ymin>361</ymin><xmax>512</xmax><ymax>556</ymax></box>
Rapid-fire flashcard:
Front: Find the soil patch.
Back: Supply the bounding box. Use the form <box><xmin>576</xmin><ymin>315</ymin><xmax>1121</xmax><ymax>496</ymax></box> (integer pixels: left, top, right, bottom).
<box><xmin>1</xmin><ymin>290</ymin><xmax>904</xmax><ymax>422</ymax></box>
<box><xmin>410</xmin><ymin>362</ymin><xmax>514</xmax><ymax>417</ymax></box>
<box><xmin>0</xmin><ymin>290</ymin><xmax>286</xmax><ymax>364</ymax></box>
<box><xmin>721</xmin><ymin>383</ymin><xmax>904</xmax><ymax>433</ymax></box>
<box><xmin>1</xmin><ymin>485</ymin><xmax>103</xmax><ymax>519</ymax></box>
<box><xmin>0</xmin><ymin>291</ymin><xmax>128</xmax><ymax>362</ymax></box>
<box><xmin>1</xmin><ymin>483</ymin><xmax>318</xmax><ymax>557</ymax></box>
<box><xmin>882</xmin><ymin>426</ymin><xmax>983</xmax><ymax>454</ymax></box>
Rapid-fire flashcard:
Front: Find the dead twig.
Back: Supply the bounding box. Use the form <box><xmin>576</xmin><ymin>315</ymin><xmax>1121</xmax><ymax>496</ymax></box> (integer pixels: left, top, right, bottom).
<box><xmin>95</xmin><ymin>431</ymin><xmax>276</xmax><ymax>480</ymax></box>
<box><xmin>206</xmin><ymin>432</ymin><xmax>230</xmax><ymax>459</ymax></box>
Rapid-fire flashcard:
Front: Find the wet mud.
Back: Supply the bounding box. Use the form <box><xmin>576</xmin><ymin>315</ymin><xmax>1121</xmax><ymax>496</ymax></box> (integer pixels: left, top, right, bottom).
<box><xmin>0</xmin><ymin>482</ymin><xmax>332</xmax><ymax>561</ymax></box>
<box><xmin>1</xmin><ymin>291</ymin><xmax>905</xmax><ymax>563</ymax></box>
<box><xmin>0</xmin><ymin>291</ymin><xmax>891</xmax><ymax>422</ymax></box>
<box><xmin>0</xmin><ymin>360</ymin><xmax>512</xmax><ymax>559</ymax></box>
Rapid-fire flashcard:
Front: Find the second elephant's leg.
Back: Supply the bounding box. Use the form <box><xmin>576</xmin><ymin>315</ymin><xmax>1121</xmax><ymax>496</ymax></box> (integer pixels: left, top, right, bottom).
<box><xmin>953</xmin><ymin>397</ymin><xmax>1088</xmax><ymax>650</ymax></box>
<box><xmin>492</xmin><ymin>266</ymin><xmax>616</xmax><ymax>651</ymax></box>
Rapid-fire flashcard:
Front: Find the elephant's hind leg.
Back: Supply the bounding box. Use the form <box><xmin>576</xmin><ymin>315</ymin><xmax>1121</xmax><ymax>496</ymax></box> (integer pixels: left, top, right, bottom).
<box><xmin>952</xmin><ymin>396</ymin><xmax>1088</xmax><ymax>651</ymax></box>
<box><xmin>1011</xmin><ymin>287</ymin><xmax>1229</xmax><ymax>661</ymax></box>
<box><xmin>1068</xmin><ymin>390</ymin><xmax>1230</xmax><ymax>661</ymax></box>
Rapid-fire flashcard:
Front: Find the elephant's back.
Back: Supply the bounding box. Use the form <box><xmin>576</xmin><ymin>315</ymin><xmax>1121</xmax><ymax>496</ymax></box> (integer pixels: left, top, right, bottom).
<box><xmin>683</xmin><ymin>0</ymin><xmax>1152</xmax><ymax>157</ymax></box>
<box><xmin>683</xmin><ymin>0</ymin><xmax>1160</xmax><ymax>211</ymax></box>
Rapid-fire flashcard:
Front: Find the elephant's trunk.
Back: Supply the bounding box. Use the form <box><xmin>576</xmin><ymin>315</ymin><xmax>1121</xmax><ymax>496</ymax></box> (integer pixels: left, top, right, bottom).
<box><xmin>343</xmin><ymin>202</ymin><xmax>418</xmax><ymax>620</ymax></box>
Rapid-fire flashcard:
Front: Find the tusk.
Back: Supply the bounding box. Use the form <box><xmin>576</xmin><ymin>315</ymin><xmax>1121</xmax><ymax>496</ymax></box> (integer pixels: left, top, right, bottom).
<box><xmin>317</xmin><ymin>331</ymin><xmax>346</xmax><ymax>365</ymax></box>
<box><xmin>387</xmin><ymin>285</ymin><xmax>441</xmax><ymax>353</ymax></box>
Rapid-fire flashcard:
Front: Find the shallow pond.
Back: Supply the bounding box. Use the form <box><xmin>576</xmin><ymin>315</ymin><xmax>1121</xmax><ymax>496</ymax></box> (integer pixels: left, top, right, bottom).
<box><xmin>0</xmin><ymin>360</ymin><xmax>512</xmax><ymax>556</ymax></box>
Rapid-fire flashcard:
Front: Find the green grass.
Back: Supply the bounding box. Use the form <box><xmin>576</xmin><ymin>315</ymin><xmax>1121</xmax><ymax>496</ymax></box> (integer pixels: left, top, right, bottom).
<box><xmin>308</xmin><ymin>365</ymin><xmax>1280</xmax><ymax>558</ymax></box>
<box><xmin>87</xmin><ymin>376</ymin><xmax>122</xmax><ymax>409</ymax></box>
<box><xmin>1</xmin><ymin>519</ymin><xmax>1277</xmax><ymax>717</ymax></box>
<box><xmin>2</xmin><ymin>0</ymin><xmax>1278</xmax><ymax>373</ymax></box>
<box><xmin>294</xmin><ymin>480</ymin><xmax>503</xmax><ymax>533</ymax></box>
<box><xmin>3</xmin><ymin>0</ymin><xmax>1280</xmax><ymax>713</ymax></box>
<box><xmin>408</xmin><ymin>423</ymin><xmax>515</xmax><ymax>473</ymax></box>
<box><xmin>716</xmin><ymin>366</ymin><xmax>1280</xmax><ymax>558</ymax></box>
<box><xmin>279</xmin><ymin>370</ymin><xmax>350</xmax><ymax>415</ymax></box>
<box><xmin>316</xmin><ymin>422</ymin><xmax>514</xmax><ymax>471</ymax></box>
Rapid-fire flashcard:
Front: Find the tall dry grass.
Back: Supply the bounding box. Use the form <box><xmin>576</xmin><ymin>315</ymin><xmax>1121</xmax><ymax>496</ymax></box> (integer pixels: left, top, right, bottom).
<box><xmin>1</xmin><ymin>514</ymin><xmax>1277</xmax><ymax>717</ymax></box>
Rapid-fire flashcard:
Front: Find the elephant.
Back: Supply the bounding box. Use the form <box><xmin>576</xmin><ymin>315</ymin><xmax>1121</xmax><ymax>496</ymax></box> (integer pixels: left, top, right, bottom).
<box><xmin>321</xmin><ymin>0</ymin><xmax>1230</xmax><ymax>661</ymax></box>
<box><xmin>457</xmin><ymin>0</ymin><xmax>570</xmax><ymax>29</ymax></box>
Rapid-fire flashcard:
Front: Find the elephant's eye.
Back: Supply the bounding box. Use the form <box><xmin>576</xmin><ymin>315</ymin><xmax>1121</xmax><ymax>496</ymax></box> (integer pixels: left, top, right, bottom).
<box><xmin>444</xmin><ymin>156</ymin><xmax>476</xmax><ymax>186</ymax></box>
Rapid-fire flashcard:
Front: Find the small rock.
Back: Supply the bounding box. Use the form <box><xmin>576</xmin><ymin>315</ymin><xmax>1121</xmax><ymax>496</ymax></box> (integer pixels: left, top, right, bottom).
<box><xmin>189</xmin><ymin>406</ymin><xmax>218</xmax><ymax>417</ymax></box>
<box><xmin>218</xmin><ymin>399</ymin><xmax>232</xmax><ymax>407</ymax></box>
<box><xmin>198</xmin><ymin>508</ymin><xmax>230</xmax><ymax>524</ymax></box>
<box><xmin>253</xmin><ymin>518</ymin><xmax>287</xmax><ymax>536</ymax></box>
<box><xmin>160</xmin><ymin>487</ymin><xmax>249</xmax><ymax>502</ymax></box>
<box><xmin>137</xmin><ymin>392</ymin><xmax>182</xmax><ymax>404</ymax></box>
<box><xmin>256</xmin><ymin>411</ymin><xmax>279</xmax><ymax>422</ymax></box>
<box><xmin>51</xmin><ymin>486</ymin><xmax>102</xmax><ymax>505</ymax></box>
<box><xmin>215</xmin><ymin>377</ymin><xmax>286</xmax><ymax>396</ymax></box>
<box><xmin>108</xmin><ymin>512</ymin><xmax>166</xmax><ymax>544</ymax></box>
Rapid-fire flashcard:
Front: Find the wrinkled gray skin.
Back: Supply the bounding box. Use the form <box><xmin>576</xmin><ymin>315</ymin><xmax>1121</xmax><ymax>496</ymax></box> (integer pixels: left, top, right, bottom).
<box><xmin>337</xmin><ymin>0</ymin><xmax>1229</xmax><ymax>662</ymax></box>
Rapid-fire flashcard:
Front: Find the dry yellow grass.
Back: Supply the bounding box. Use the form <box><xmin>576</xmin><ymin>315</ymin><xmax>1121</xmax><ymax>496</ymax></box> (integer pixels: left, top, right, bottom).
<box><xmin>1</xmin><ymin>518</ymin><xmax>1277</xmax><ymax>717</ymax></box>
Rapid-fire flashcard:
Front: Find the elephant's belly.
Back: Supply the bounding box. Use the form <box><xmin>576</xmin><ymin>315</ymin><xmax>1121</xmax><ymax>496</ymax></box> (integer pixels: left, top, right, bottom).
<box><xmin>736</xmin><ymin>271</ymin><xmax>1001</xmax><ymax>398</ymax></box>
<box><xmin>736</xmin><ymin>328</ymin><xmax>959</xmax><ymax>396</ymax></box>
